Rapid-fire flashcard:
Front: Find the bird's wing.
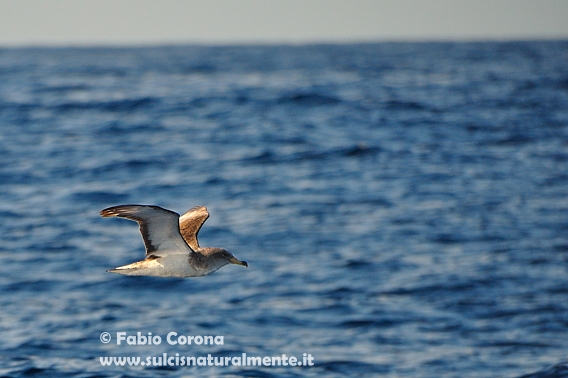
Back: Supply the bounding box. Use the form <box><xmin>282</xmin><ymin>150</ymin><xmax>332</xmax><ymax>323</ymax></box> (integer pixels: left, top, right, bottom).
<box><xmin>179</xmin><ymin>206</ymin><xmax>209</xmax><ymax>250</ymax></box>
<box><xmin>100</xmin><ymin>205</ymin><xmax>194</xmax><ymax>257</ymax></box>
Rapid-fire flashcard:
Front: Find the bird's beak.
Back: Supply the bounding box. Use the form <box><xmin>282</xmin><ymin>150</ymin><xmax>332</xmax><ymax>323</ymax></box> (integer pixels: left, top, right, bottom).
<box><xmin>229</xmin><ymin>257</ymin><xmax>248</xmax><ymax>267</ymax></box>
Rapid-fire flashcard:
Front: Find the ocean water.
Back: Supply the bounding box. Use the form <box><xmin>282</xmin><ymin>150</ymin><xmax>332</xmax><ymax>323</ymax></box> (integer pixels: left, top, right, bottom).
<box><xmin>1</xmin><ymin>42</ymin><xmax>568</xmax><ymax>377</ymax></box>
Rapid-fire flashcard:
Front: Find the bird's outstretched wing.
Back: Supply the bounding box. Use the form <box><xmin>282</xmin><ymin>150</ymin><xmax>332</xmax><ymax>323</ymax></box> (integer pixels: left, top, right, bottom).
<box><xmin>100</xmin><ymin>205</ymin><xmax>193</xmax><ymax>257</ymax></box>
<box><xmin>179</xmin><ymin>206</ymin><xmax>209</xmax><ymax>250</ymax></box>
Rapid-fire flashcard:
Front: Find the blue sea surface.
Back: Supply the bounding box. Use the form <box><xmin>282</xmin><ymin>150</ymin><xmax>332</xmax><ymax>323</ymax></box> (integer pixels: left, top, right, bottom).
<box><xmin>1</xmin><ymin>42</ymin><xmax>568</xmax><ymax>377</ymax></box>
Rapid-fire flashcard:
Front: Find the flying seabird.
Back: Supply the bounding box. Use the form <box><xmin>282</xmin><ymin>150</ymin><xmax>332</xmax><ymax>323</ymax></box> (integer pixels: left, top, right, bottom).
<box><xmin>100</xmin><ymin>204</ymin><xmax>248</xmax><ymax>278</ymax></box>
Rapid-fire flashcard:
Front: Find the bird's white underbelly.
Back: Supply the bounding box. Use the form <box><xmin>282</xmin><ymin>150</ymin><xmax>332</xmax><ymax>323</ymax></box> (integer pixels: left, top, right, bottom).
<box><xmin>113</xmin><ymin>255</ymin><xmax>208</xmax><ymax>278</ymax></box>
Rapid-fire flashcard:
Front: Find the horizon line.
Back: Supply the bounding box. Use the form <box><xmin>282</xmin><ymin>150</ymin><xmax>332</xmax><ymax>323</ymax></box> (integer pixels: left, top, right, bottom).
<box><xmin>1</xmin><ymin>35</ymin><xmax>567</xmax><ymax>49</ymax></box>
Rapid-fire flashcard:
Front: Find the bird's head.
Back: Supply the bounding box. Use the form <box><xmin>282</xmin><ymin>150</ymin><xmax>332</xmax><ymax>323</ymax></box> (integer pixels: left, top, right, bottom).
<box><xmin>214</xmin><ymin>249</ymin><xmax>248</xmax><ymax>268</ymax></box>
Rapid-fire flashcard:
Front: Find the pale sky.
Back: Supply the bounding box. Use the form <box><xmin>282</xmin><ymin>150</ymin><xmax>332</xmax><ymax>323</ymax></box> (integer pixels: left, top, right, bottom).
<box><xmin>0</xmin><ymin>0</ymin><xmax>567</xmax><ymax>46</ymax></box>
